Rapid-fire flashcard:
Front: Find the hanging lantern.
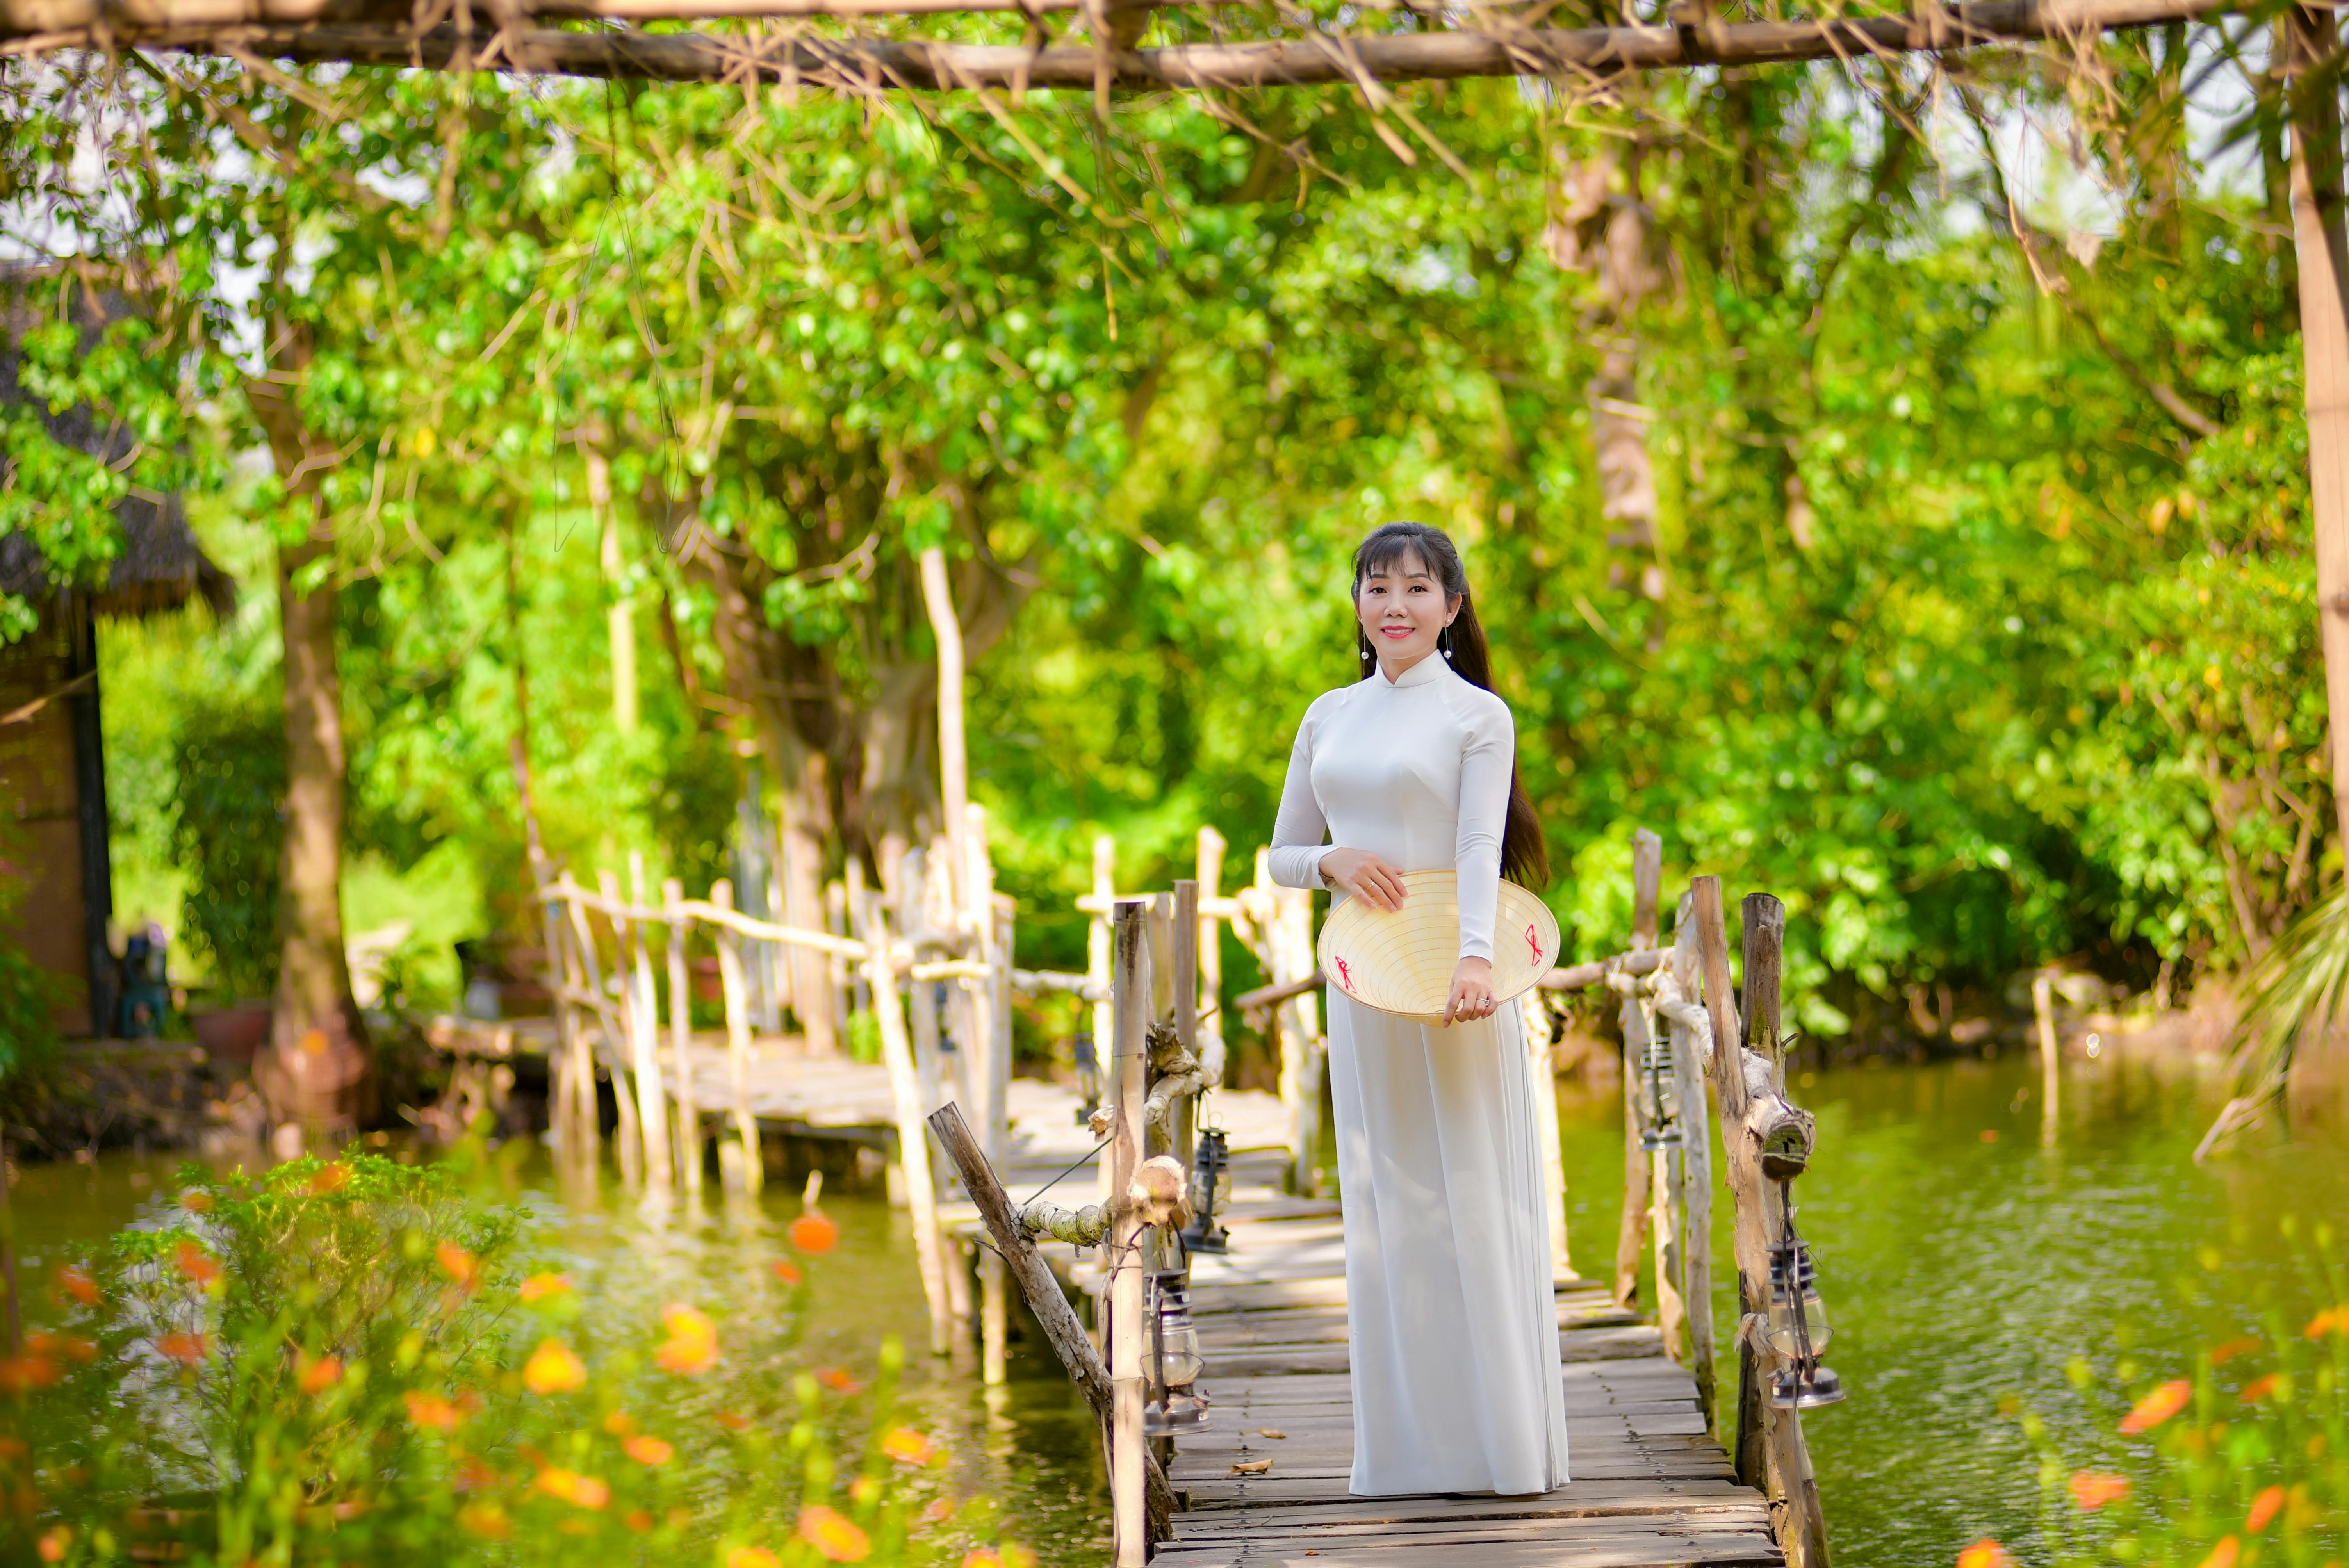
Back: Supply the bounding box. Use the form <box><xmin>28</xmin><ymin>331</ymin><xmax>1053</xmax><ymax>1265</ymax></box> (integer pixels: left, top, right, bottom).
<box><xmin>1638</xmin><ymin>1029</ymin><xmax>1681</xmax><ymax>1153</ymax></box>
<box><xmin>1144</xmin><ymin>1270</ymin><xmax>1211</xmax><ymax>1436</ymax></box>
<box><xmin>1073</xmin><ymin>1030</ymin><xmax>1100</xmax><ymax>1127</ymax></box>
<box><xmin>1766</xmin><ymin>1180</ymin><xmax>1845</xmax><ymax>1409</ymax></box>
<box><xmin>1179</xmin><ymin>1126</ymin><xmax>1231</xmax><ymax>1254</ymax></box>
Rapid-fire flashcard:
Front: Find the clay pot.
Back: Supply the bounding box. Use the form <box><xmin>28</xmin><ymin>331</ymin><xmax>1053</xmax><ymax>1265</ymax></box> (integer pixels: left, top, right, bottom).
<box><xmin>190</xmin><ymin>1003</ymin><xmax>272</xmax><ymax>1067</ymax></box>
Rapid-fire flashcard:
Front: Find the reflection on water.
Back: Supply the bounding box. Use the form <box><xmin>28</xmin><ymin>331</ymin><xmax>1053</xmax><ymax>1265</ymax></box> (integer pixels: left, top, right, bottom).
<box><xmin>8</xmin><ymin>1146</ymin><xmax>1110</xmax><ymax>1566</ymax></box>
<box><xmin>1558</xmin><ymin>1053</ymin><xmax>2349</xmax><ymax>1568</ymax></box>
<box><xmin>14</xmin><ymin>1052</ymin><xmax>2343</xmax><ymax>1566</ymax></box>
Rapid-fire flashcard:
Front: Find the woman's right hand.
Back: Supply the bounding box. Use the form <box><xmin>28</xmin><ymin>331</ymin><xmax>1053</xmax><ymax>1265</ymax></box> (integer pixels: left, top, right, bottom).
<box><xmin>1319</xmin><ymin>848</ymin><xmax>1408</xmax><ymax>911</ymax></box>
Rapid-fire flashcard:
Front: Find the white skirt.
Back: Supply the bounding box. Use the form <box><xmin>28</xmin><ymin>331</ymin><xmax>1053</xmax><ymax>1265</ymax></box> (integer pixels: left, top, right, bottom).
<box><xmin>1326</xmin><ymin>989</ymin><xmax>1571</xmax><ymax>1496</ymax></box>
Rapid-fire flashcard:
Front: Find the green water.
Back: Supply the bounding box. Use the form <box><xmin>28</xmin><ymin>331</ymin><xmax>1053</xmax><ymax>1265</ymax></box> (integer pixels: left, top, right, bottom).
<box><xmin>14</xmin><ymin>1053</ymin><xmax>2344</xmax><ymax>1566</ymax></box>
<box><xmin>1557</xmin><ymin>1054</ymin><xmax>2349</xmax><ymax>1568</ymax></box>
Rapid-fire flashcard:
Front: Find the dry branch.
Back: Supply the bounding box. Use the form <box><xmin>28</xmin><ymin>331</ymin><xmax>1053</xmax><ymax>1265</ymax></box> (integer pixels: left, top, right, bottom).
<box><xmin>22</xmin><ymin>0</ymin><xmax>2240</xmax><ymax>86</ymax></box>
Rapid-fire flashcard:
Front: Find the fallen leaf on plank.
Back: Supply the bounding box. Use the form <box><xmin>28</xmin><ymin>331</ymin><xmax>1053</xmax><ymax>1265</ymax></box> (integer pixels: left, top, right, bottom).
<box><xmin>1229</xmin><ymin>1459</ymin><xmax>1274</xmax><ymax>1475</ymax></box>
<box><xmin>1256</xmin><ymin>1428</ymin><xmax>1287</xmax><ymax>1439</ymax></box>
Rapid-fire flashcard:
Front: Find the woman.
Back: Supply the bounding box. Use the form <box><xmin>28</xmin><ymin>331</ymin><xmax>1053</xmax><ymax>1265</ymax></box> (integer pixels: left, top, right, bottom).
<box><xmin>1267</xmin><ymin>521</ymin><xmax>1569</xmax><ymax>1498</ymax></box>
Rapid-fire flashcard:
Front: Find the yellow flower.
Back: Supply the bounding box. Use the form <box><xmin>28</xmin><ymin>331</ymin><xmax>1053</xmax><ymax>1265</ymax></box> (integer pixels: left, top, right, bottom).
<box><xmin>656</xmin><ymin>1304</ymin><xmax>720</xmax><ymax>1375</ymax></box>
<box><xmin>457</xmin><ymin>1502</ymin><xmax>512</xmax><ymax>1540</ymax></box>
<box><xmin>725</xmin><ymin>1550</ymin><xmax>780</xmax><ymax>1568</ymax></box>
<box><xmin>535</xmin><ymin>1467</ymin><xmax>611</xmax><ymax>1509</ymax></box>
<box><xmin>522</xmin><ymin>1338</ymin><xmax>587</xmax><ymax>1395</ymax></box>
<box><xmin>798</xmin><ymin>1504</ymin><xmax>871</xmax><ymax>1563</ymax></box>
<box><xmin>520</xmin><ymin>1272</ymin><xmax>572</xmax><ymax>1303</ymax></box>
<box><xmin>880</xmin><ymin>1427</ymin><xmax>935</xmax><ymax>1466</ymax></box>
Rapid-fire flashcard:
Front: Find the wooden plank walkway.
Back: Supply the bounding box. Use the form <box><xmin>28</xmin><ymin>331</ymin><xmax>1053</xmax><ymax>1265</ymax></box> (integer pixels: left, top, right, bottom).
<box><xmin>1151</xmin><ymin>1174</ymin><xmax>1782</xmax><ymax>1568</ymax></box>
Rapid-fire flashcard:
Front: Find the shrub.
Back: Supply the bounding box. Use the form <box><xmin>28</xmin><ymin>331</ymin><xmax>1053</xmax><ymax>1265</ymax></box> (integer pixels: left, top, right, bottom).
<box><xmin>0</xmin><ymin>1151</ymin><xmax>1034</xmax><ymax>1566</ymax></box>
<box><xmin>1989</xmin><ymin>1221</ymin><xmax>2347</xmax><ymax>1568</ymax></box>
<box><xmin>168</xmin><ymin>695</ymin><xmax>284</xmax><ymax>1002</ymax></box>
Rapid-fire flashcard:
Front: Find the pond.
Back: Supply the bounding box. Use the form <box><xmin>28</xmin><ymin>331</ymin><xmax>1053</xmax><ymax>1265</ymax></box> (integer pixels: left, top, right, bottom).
<box><xmin>13</xmin><ymin>1048</ymin><xmax>2342</xmax><ymax>1566</ymax></box>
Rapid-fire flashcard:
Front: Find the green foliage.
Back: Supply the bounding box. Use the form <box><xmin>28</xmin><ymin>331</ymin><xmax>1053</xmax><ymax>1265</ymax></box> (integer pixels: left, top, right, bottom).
<box><xmin>1</xmin><ymin>1153</ymin><xmax>1027</xmax><ymax>1565</ymax></box>
<box><xmin>168</xmin><ymin>693</ymin><xmax>285</xmax><ymax>1002</ymax></box>
<box><xmin>2006</xmin><ymin>1223</ymin><xmax>2348</xmax><ymax>1568</ymax></box>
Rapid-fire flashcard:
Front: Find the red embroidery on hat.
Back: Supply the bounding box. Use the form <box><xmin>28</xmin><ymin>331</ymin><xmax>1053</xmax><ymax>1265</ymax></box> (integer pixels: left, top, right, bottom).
<box><xmin>1526</xmin><ymin>923</ymin><xmax>1542</xmax><ymax>964</ymax></box>
<box><xmin>1334</xmin><ymin>956</ymin><xmax>1356</xmax><ymax>993</ymax></box>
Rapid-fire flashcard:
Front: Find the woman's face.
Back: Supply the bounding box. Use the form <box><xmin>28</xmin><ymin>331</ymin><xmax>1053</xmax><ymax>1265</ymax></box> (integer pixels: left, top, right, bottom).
<box><xmin>1355</xmin><ymin>547</ymin><xmax>1458</xmax><ymax>674</ymax></box>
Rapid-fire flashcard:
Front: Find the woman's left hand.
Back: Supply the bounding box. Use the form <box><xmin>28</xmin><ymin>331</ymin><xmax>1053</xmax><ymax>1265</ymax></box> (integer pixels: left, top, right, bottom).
<box><xmin>1443</xmin><ymin>957</ymin><xmax>1497</xmax><ymax>1025</ymax></box>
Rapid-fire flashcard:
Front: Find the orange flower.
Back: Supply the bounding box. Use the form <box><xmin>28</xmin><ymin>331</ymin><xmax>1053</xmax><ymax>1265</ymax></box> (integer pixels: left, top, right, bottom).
<box><xmin>623</xmin><ymin>1435</ymin><xmax>674</xmax><ymax>1466</ymax></box>
<box><xmin>535</xmin><ymin>1468</ymin><xmax>611</xmax><ymax>1509</ymax></box>
<box><xmin>715</xmin><ymin>1411</ymin><xmax>753</xmax><ymax>1433</ymax></box>
<box><xmin>436</xmin><ymin>1241</ymin><xmax>480</xmax><ymax>1292</ymax></box>
<box><xmin>880</xmin><ymin>1427</ymin><xmax>936</xmax><ymax>1466</ymax></box>
<box><xmin>2119</xmin><ymin>1380</ymin><xmax>2192</xmax><ymax>1434</ymax></box>
<box><xmin>26</xmin><ymin>1334</ymin><xmax>94</xmax><ymax>1364</ymax></box>
<box><xmin>797</xmin><ymin>1504</ymin><xmax>870</xmax><ymax>1563</ymax></box>
<box><xmin>2208</xmin><ymin>1336</ymin><xmax>2262</xmax><ymax>1366</ymax></box>
<box><xmin>452</xmin><ymin>1452</ymin><xmax>498</xmax><ymax>1493</ymax></box>
<box><xmin>2197</xmin><ymin>1537</ymin><xmax>2240</xmax><ymax>1568</ymax></box>
<box><xmin>961</xmin><ymin>1552</ymin><xmax>1002</xmax><ymax>1568</ymax></box>
<box><xmin>816</xmin><ymin>1367</ymin><xmax>864</xmax><ymax>1394</ymax></box>
<box><xmin>725</xmin><ymin>1550</ymin><xmax>781</xmax><ymax>1568</ymax></box>
<box><xmin>2068</xmin><ymin>1472</ymin><xmax>2130</xmax><ymax>1510</ymax></box>
<box><xmin>2304</xmin><ymin>1305</ymin><xmax>2347</xmax><ymax>1338</ymax></box>
<box><xmin>174</xmin><ymin>1240</ymin><xmax>221</xmax><ymax>1286</ymax></box>
<box><xmin>180</xmin><ymin>1190</ymin><xmax>214</xmax><ymax>1214</ymax></box>
<box><xmin>788</xmin><ymin>1213</ymin><xmax>840</xmax><ymax>1254</ymax></box>
<box><xmin>1956</xmin><ymin>1542</ymin><xmax>2014</xmax><ymax>1568</ymax></box>
<box><xmin>308</xmin><ymin>1163</ymin><xmax>351</xmax><ymax>1195</ymax></box>
<box><xmin>404</xmin><ymin>1391</ymin><xmax>467</xmax><ymax>1433</ymax></box>
<box><xmin>297</xmin><ymin>1354</ymin><xmax>343</xmax><ymax>1395</ymax></box>
<box><xmin>2247</xmin><ymin>1485</ymin><xmax>2286</xmax><ymax>1533</ymax></box>
<box><xmin>457</xmin><ymin>1501</ymin><xmax>512</xmax><ymax>1539</ymax></box>
<box><xmin>155</xmin><ymin>1333</ymin><xmax>208</xmax><ymax>1366</ymax></box>
<box><xmin>0</xmin><ymin>1356</ymin><xmax>60</xmax><ymax>1393</ymax></box>
<box><xmin>655</xmin><ymin>1304</ymin><xmax>719</xmax><ymax>1375</ymax></box>
<box><xmin>1979</xmin><ymin>1129</ymin><xmax>2000</xmax><ymax>1143</ymax></box>
<box><xmin>772</xmin><ymin>1260</ymin><xmax>803</xmax><ymax>1286</ymax></box>
<box><xmin>522</xmin><ymin>1339</ymin><xmax>587</xmax><ymax>1395</ymax></box>
<box><xmin>35</xmin><ymin>1525</ymin><xmax>69</xmax><ymax>1563</ymax></box>
<box><xmin>54</xmin><ymin>1265</ymin><xmax>99</xmax><ymax>1308</ymax></box>
<box><xmin>919</xmin><ymin>1498</ymin><xmax>957</xmax><ymax>1527</ymax></box>
<box><xmin>602</xmin><ymin>1410</ymin><xmax>636</xmax><ymax>1436</ymax></box>
<box><xmin>2239</xmin><ymin>1373</ymin><xmax>2281</xmax><ymax>1404</ymax></box>
<box><xmin>519</xmin><ymin>1272</ymin><xmax>571</xmax><ymax>1303</ymax></box>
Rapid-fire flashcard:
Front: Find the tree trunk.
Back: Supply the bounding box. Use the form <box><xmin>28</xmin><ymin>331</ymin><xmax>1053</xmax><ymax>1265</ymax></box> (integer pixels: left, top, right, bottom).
<box><xmin>2288</xmin><ymin>4</ymin><xmax>2349</xmax><ymax>854</ymax></box>
<box><xmin>250</xmin><ymin>342</ymin><xmax>371</xmax><ymax>1142</ymax></box>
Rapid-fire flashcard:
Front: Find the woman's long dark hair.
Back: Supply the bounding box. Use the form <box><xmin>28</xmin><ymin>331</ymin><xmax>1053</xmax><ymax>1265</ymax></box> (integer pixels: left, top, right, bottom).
<box><xmin>1352</xmin><ymin>522</ymin><xmax>1551</xmax><ymax>889</ymax></box>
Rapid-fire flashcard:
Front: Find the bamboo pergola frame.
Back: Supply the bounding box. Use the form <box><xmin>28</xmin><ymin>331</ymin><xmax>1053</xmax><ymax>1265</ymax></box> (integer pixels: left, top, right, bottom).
<box><xmin>0</xmin><ymin>0</ymin><xmax>2242</xmax><ymax>85</ymax></box>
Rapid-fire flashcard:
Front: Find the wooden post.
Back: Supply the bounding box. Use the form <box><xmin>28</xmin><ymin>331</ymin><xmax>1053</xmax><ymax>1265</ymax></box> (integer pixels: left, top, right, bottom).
<box><xmin>963</xmin><ymin>805</ymin><xmax>1012</xmax><ymax>1386</ymax></box>
<box><xmin>1738</xmin><ymin>894</ymin><xmax>1831</xmax><ymax>1568</ymax></box>
<box><xmin>622</xmin><ymin>857</ymin><xmax>674</xmax><ymax>1197</ymax></box>
<box><xmin>1090</xmin><ymin>834</ymin><xmax>1116</xmax><ymax>1208</ymax></box>
<box><xmin>920</xmin><ymin>547</ymin><xmax>971</xmax><ymax>912</ymax></box>
<box><xmin>2287</xmin><ymin>2</ymin><xmax>2349</xmax><ymax>854</ymax></box>
<box><xmin>664</xmin><ymin>878</ymin><xmax>704</xmax><ymax>1195</ymax></box>
<box><xmin>1669</xmin><ymin>891</ymin><xmax>1718</xmax><ymax>1431</ymax></box>
<box><xmin>559</xmin><ymin>878</ymin><xmax>640</xmax><ymax>1183</ymax></box>
<box><xmin>1172</xmin><ymin>879</ymin><xmax>1201</xmax><ymax>1188</ymax></box>
<box><xmin>1615</xmin><ymin>834</ymin><xmax>1665</xmax><ymax>1311</ymax></box>
<box><xmin>1108</xmin><ymin>902</ymin><xmax>1150</xmax><ymax>1568</ymax></box>
<box><xmin>710</xmin><ymin>880</ymin><xmax>764</xmax><ymax>1196</ymax></box>
<box><xmin>927</xmin><ymin>1101</ymin><xmax>1178</xmax><ymax>1534</ymax></box>
<box><xmin>2034</xmin><ymin>972</ymin><xmax>2060</xmax><ymax>1146</ymax></box>
<box><xmin>1196</xmin><ymin>827</ymin><xmax>1225</xmax><ymax>1025</ymax></box>
<box><xmin>1636</xmin><ymin>835</ymin><xmax>1686</xmax><ymax>1355</ymax></box>
<box><xmin>848</xmin><ymin>896</ymin><xmax>955</xmax><ymax>1356</ymax></box>
<box><xmin>1691</xmin><ymin>877</ymin><xmax>1759</xmax><ymax>1487</ymax></box>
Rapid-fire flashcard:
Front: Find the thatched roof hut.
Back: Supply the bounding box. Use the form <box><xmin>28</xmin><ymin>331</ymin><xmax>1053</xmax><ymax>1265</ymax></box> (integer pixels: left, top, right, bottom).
<box><xmin>0</xmin><ymin>268</ymin><xmax>234</xmax><ymax>1037</ymax></box>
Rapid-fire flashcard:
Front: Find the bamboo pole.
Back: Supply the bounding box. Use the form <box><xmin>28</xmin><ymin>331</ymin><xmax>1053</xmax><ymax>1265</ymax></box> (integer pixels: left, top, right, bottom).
<box><xmin>711</xmin><ymin>880</ymin><xmax>764</xmax><ymax>1196</ymax></box>
<box><xmin>1171</xmin><ymin>878</ymin><xmax>1201</xmax><ymax>1188</ymax></box>
<box><xmin>920</xmin><ymin>547</ymin><xmax>971</xmax><ymax>918</ymax></box>
<box><xmin>620</xmin><ymin>857</ymin><xmax>674</xmax><ymax>1197</ymax></box>
<box><xmin>148</xmin><ymin>0</ymin><xmax>2239</xmax><ymax>89</ymax></box>
<box><xmin>1614</xmin><ymin>834</ymin><xmax>1665</xmax><ymax>1311</ymax></box>
<box><xmin>848</xmin><ymin>894</ymin><xmax>955</xmax><ymax>1356</ymax></box>
<box><xmin>1633</xmin><ymin>834</ymin><xmax>1686</xmax><ymax>1355</ymax></box>
<box><xmin>665</xmin><ymin>878</ymin><xmax>704</xmax><ymax>1195</ymax></box>
<box><xmin>2034</xmin><ymin>971</ymin><xmax>2061</xmax><ymax>1146</ymax></box>
<box><xmin>1196</xmin><ymin>827</ymin><xmax>1225</xmax><ymax>1025</ymax></box>
<box><xmin>567</xmin><ymin>877</ymin><xmax>644</xmax><ymax>1186</ymax></box>
<box><xmin>1668</xmin><ymin>891</ymin><xmax>1718</xmax><ymax>1431</ymax></box>
<box><xmin>1090</xmin><ymin>834</ymin><xmax>1116</xmax><ymax>1209</ymax></box>
<box><xmin>1108</xmin><ymin>901</ymin><xmax>1150</xmax><ymax>1568</ymax></box>
<box><xmin>971</xmin><ymin>810</ymin><xmax>1013</xmax><ymax>1386</ymax></box>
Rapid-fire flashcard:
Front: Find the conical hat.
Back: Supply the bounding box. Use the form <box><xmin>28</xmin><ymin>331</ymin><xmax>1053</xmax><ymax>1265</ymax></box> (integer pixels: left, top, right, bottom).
<box><xmin>1316</xmin><ymin>868</ymin><xmax>1561</xmax><ymax>1025</ymax></box>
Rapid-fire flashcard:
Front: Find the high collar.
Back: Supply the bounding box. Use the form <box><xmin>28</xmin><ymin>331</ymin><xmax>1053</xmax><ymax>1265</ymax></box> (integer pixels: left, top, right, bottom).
<box><xmin>1375</xmin><ymin>653</ymin><xmax>1451</xmax><ymax>690</ymax></box>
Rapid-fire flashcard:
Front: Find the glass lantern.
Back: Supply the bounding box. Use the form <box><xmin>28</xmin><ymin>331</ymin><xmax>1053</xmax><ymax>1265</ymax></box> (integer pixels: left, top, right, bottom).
<box><xmin>1145</xmin><ymin>1272</ymin><xmax>1211</xmax><ymax>1434</ymax></box>
<box><xmin>1180</xmin><ymin>1126</ymin><xmax>1232</xmax><ymax>1254</ymax></box>
<box><xmin>1766</xmin><ymin>1181</ymin><xmax>1845</xmax><ymax>1409</ymax></box>
<box><xmin>1073</xmin><ymin>1030</ymin><xmax>1100</xmax><ymax>1127</ymax></box>
<box><xmin>1638</xmin><ymin>1029</ymin><xmax>1681</xmax><ymax>1152</ymax></box>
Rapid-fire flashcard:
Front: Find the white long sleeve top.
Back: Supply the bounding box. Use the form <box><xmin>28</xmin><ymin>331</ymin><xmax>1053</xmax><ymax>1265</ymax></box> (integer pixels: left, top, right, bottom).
<box><xmin>1268</xmin><ymin>653</ymin><xmax>1517</xmax><ymax>962</ymax></box>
